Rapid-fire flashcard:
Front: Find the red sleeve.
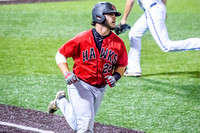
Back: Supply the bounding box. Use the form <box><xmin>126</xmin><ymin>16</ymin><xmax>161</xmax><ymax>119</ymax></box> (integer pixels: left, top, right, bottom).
<box><xmin>116</xmin><ymin>39</ymin><xmax>128</xmax><ymax>67</ymax></box>
<box><xmin>58</xmin><ymin>36</ymin><xmax>79</xmax><ymax>59</ymax></box>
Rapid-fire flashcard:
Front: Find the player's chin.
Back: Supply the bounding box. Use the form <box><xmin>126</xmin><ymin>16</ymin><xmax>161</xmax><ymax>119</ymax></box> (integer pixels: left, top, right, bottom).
<box><xmin>105</xmin><ymin>22</ymin><xmax>115</xmax><ymax>30</ymax></box>
<box><xmin>109</xmin><ymin>24</ymin><xmax>116</xmax><ymax>30</ymax></box>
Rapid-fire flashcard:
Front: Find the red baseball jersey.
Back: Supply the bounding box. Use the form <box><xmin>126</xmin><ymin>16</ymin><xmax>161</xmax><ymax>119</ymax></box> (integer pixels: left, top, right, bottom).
<box><xmin>59</xmin><ymin>29</ymin><xmax>128</xmax><ymax>87</ymax></box>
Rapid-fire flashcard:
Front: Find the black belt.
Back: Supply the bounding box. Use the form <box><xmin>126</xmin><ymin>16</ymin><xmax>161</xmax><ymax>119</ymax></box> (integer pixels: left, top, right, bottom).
<box><xmin>143</xmin><ymin>2</ymin><xmax>157</xmax><ymax>11</ymax></box>
<box><xmin>92</xmin><ymin>84</ymin><xmax>105</xmax><ymax>88</ymax></box>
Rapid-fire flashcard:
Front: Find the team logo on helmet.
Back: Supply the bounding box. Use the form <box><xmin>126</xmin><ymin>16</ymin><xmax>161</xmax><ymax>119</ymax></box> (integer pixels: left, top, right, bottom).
<box><xmin>112</xmin><ymin>5</ymin><xmax>116</xmax><ymax>11</ymax></box>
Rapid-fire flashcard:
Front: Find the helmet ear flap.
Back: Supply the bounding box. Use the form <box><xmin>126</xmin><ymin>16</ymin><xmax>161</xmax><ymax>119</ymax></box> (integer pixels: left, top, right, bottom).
<box><xmin>94</xmin><ymin>14</ymin><xmax>106</xmax><ymax>23</ymax></box>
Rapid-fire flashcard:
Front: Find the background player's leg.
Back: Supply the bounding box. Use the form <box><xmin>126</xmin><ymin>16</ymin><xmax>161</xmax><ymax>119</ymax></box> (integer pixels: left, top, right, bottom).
<box><xmin>127</xmin><ymin>13</ymin><xmax>148</xmax><ymax>74</ymax></box>
<box><xmin>147</xmin><ymin>2</ymin><xmax>200</xmax><ymax>52</ymax></box>
<box><xmin>146</xmin><ymin>2</ymin><xmax>169</xmax><ymax>52</ymax></box>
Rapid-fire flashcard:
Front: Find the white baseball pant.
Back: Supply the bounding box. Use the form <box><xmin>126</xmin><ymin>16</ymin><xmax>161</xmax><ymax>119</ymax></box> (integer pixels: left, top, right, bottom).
<box><xmin>127</xmin><ymin>1</ymin><xmax>200</xmax><ymax>73</ymax></box>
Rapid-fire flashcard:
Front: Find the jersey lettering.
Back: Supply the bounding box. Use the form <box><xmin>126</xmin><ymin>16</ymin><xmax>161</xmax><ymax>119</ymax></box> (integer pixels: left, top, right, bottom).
<box><xmin>100</xmin><ymin>48</ymin><xmax>108</xmax><ymax>59</ymax></box>
<box><xmin>83</xmin><ymin>48</ymin><xmax>96</xmax><ymax>62</ymax></box>
<box><xmin>83</xmin><ymin>47</ymin><xmax>118</xmax><ymax>65</ymax></box>
<box><xmin>89</xmin><ymin>48</ymin><xmax>96</xmax><ymax>60</ymax></box>
<box><xmin>112</xmin><ymin>54</ymin><xmax>118</xmax><ymax>64</ymax></box>
<box><xmin>82</xmin><ymin>50</ymin><xmax>88</xmax><ymax>62</ymax></box>
<box><xmin>107</xmin><ymin>50</ymin><xmax>114</xmax><ymax>62</ymax></box>
<box><xmin>101</xmin><ymin>48</ymin><xmax>118</xmax><ymax>64</ymax></box>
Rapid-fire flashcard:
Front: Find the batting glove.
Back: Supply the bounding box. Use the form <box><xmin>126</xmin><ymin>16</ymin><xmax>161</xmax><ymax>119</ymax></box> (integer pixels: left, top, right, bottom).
<box><xmin>105</xmin><ymin>76</ymin><xmax>116</xmax><ymax>87</ymax></box>
<box><xmin>64</xmin><ymin>72</ymin><xmax>79</xmax><ymax>85</ymax></box>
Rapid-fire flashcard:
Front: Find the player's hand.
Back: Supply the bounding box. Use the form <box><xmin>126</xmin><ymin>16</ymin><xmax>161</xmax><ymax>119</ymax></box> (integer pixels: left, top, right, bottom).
<box><xmin>64</xmin><ymin>72</ymin><xmax>79</xmax><ymax>85</ymax></box>
<box><xmin>115</xmin><ymin>23</ymin><xmax>131</xmax><ymax>35</ymax></box>
<box><xmin>105</xmin><ymin>76</ymin><xmax>116</xmax><ymax>87</ymax></box>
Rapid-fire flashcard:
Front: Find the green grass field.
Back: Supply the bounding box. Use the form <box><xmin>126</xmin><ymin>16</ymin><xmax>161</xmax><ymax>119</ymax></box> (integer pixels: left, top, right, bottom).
<box><xmin>0</xmin><ymin>0</ymin><xmax>200</xmax><ymax>132</ymax></box>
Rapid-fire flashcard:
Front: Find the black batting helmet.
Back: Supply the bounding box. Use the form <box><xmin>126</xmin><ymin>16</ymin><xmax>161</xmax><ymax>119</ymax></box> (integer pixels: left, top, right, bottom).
<box><xmin>92</xmin><ymin>2</ymin><xmax>121</xmax><ymax>24</ymax></box>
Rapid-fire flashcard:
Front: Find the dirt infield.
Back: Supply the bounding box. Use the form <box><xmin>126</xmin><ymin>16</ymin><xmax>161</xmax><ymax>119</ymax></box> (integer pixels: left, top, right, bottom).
<box><xmin>0</xmin><ymin>104</ymin><xmax>146</xmax><ymax>133</ymax></box>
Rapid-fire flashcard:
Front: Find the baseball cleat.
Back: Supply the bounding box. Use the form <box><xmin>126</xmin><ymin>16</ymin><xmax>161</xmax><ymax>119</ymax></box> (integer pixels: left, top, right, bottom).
<box><xmin>123</xmin><ymin>71</ymin><xmax>141</xmax><ymax>77</ymax></box>
<box><xmin>48</xmin><ymin>90</ymin><xmax>66</xmax><ymax>114</ymax></box>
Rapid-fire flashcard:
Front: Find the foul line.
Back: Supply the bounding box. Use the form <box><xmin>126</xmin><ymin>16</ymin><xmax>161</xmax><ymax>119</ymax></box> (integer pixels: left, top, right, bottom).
<box><xmin>0</xmin><ymin>121</ymin><xmax>54</xmax><ymax>133</ymax></box>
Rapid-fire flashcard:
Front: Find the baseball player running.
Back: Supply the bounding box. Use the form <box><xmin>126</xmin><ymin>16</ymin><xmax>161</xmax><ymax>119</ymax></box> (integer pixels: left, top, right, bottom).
<box><xmin>48</xmin><ymin>2</ymin><xmax>128</xmax><ymax>133</ymax></box>
<box><xmin>115</xmin><ymin>0</ymin><xmax>200</xmax><ymax>77</ymax></box>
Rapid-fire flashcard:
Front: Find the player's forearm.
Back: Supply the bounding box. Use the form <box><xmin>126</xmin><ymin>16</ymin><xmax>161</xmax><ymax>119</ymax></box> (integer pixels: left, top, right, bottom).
<box><xmin>114</xmin><ymin>66</ymin><xmax>126</xmax><ymax>77</ymax></box>
<box><xmin>121</xmin><ymin>0</ymin><xmax>135</xmax><ymax>24</ymax></box>
<box><xmin>57</xmin><ymin>62</ymin><xmax>70</xmax><ymax>75</ymax></box>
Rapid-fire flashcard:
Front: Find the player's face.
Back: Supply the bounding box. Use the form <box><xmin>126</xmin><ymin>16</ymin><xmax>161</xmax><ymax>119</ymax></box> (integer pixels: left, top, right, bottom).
<box><xmin>104</xmin><ymin>13</ymin><xmax>116</xmax><ymax>30</ymax></box>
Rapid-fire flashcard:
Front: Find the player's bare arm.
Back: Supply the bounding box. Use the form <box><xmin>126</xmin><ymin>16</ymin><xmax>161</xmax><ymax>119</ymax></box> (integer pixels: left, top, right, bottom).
<box><xmin>56</xmin><ymin>51</ymin><xmax>70</xmax><ymax>74</ymax></box>
<box><xmin>115</xmin><ymin>66</ymin><xmax>126</xmax><ymax>77</ymax></box>
<box><xmin>115</xmin><ymin>0</ymin><xmax>133</xmax><ymax>35</ymax></box>
<box><xmin>57</xmin><ymin>63</ymin><xmax>70</xmax><ymax>75</ymax></box>
<box><xmin>121</xmin><ymin>0</ymin><xmax>135</xmax><ymax>24</ymax></box>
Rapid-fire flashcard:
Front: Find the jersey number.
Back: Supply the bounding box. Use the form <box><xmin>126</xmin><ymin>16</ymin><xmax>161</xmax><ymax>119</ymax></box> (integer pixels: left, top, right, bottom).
<box><xmin>103</xmin><ymin>63</ymin><xmax>112</xmax><ymax>74</ymax></box>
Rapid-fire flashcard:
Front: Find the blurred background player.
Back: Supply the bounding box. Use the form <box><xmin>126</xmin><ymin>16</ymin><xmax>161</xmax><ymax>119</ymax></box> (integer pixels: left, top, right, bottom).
<box><xmin>116</xmin><ymin>0</ymin><xmax>200</xmax><ymax>77</ymax></box>
<box><xmin>48</xmin><ymin>2</ymin><xmax>128</xmax><ymax>133</ymax></box>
